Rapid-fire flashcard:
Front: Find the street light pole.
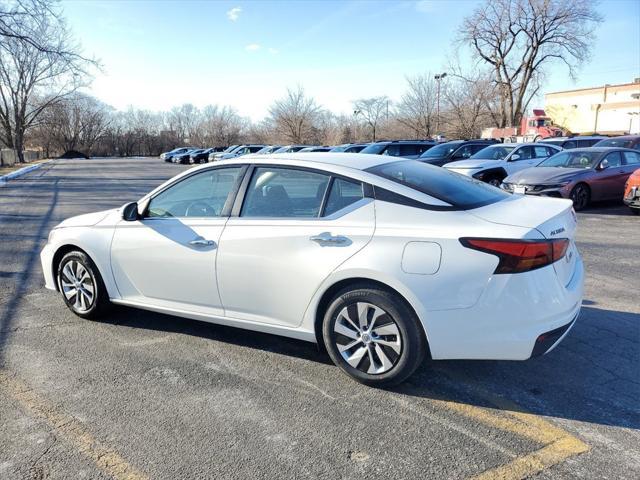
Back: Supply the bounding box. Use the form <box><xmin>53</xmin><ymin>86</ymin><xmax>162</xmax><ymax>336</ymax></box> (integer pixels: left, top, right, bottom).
<box><xmin>434</xmin><ymin>72</ymin><xmax>447</xmax><ymax>138</ymax></box>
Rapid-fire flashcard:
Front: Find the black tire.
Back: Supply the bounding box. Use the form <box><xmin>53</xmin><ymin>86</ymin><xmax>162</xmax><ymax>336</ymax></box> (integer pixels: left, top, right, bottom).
<box><xmin>630</xmin><ymin>207</ymin><xmax>640</xmax><ymax>216</ymax></box>
<box><xmin>322</xmin><ymin>285</ymin><xmax>426</xmax><ymax>387</ymax></box>
<box><xmin>57</xmin><ymin>251</ymin><xmax>110</xmax><ymax>320</ymax></box>
<box><xmin>570</xmin><ymin>183</ymin><xmax>590</xmax><ymax>211</ymax></box>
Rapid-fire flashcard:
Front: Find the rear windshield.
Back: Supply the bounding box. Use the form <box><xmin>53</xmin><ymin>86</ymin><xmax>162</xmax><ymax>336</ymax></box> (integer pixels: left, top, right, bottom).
<box><xmin>366</xmin><ymin>160</ymin><xmax>508</xmax><ymax>209</ymax></box>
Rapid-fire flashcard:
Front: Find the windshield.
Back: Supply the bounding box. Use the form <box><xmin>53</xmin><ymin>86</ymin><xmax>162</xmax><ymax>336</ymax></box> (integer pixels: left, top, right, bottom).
<box><xmin>594</xmin><ymin>138</ymin><xmax>635</xmax><ymax>148</ymax></box>
<box><xmin>366</xmin><ymin>160</ymin><xmax>508</xmax><ymax>209</ymax></box>
<box><xmin>542</xmin><ymin>140</ymin><xmax>563</xmax><ymax>146</ymax></box>
<box><xmin>222</xmin><ymin>145</ymin><xmax>238</xmax><ymax>153</ymax></box>
<box><xmin>470</xmin><ymin>145</ymin><xmax>515</xmax><ymax>160</ymax></box>
<box><xmin>535</xmin><ymin>119</ymin><xmax>552</xmax><ymax>127</ymax></box>
<box><xmin>420</xmin><ymin>142</ymin><xmax>461</xmax><ymax>158</ymax></box>
<box><xmin>330</xmin><ymin>145</ymin><xmax>348</xmax><ymax>152</ymax></box>
<box><xmin>360</xmin><ymin>144</ymin><xmax>388</xmax><ymax>155</ymax></box>
<box><xmin>537</xmin><ymin>151</ymin><xmax>600</xmax><ymax>169</ymax></box>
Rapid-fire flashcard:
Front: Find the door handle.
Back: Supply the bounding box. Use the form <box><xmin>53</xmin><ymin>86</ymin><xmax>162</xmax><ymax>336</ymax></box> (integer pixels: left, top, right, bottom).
<box><xmin>189</xmin><ymin>238</ymin><xmax>216</xmax><ymax>247</ymax></box>
<box><xmin>310</xmin><ymin>232</ymin><xmax>349</xmax><ymax>245</ymax></box>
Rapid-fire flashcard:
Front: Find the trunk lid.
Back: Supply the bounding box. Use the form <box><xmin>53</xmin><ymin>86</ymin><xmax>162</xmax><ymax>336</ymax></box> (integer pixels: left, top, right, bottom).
<box><xmin>470</xmin><ymin>195</ymin><xmax>578</xmax><ymax>286</ymax></box>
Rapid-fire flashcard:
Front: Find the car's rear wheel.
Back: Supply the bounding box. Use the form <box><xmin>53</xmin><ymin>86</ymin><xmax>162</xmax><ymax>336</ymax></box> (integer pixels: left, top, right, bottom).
<box><xmin>322</xmin><ymin>286</ymin><xmax>426</xmax><ymax>386</ymax></box>
<box><xmin>57</xmin><ymin>251</ymin><xmax>110</xmax><ymax>319</ymax></box>
<box><xmin>570</xmin><ymin>183</ymin><xmax>590</xmax><ymax>211</ymax></box>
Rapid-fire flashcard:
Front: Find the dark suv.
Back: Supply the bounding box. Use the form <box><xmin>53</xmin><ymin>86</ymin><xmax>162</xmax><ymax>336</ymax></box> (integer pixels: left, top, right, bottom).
<box><xmin>541</xmin><ymin>136</ymin><xmax>607</xmax><ymax>149</ymax></box>
<box><xmin>360</xmin><ymin>140</ymin><xmax>436</xmax><ymax>159</ymax></box>
<box><xmin>418</xmin><ymin>140</ymin><xmax>497</xmax><ymax>166</ymax></box>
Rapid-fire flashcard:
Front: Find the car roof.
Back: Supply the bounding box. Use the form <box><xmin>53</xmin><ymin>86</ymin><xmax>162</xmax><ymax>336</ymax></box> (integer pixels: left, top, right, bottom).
<box><xmin>558</xmin><ymin>147</ymin><xmax>636</xmax><ymax>153</ymax></box>
<box><xmin>214</xmin><ymin>152</ymin><xmax>393</xmax><ymax>171</ymax></box>
<box><xmin>597</xmin><ymin>135</ymin><xmax>640</xmax><ymax>140</ymax></box>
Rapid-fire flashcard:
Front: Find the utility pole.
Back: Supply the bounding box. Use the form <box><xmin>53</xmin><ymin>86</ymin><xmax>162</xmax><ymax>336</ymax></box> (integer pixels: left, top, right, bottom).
<box><xmin>434</xmin><ymin>72</ymin><xmax>447</xmax><ymax>138</ymax></box>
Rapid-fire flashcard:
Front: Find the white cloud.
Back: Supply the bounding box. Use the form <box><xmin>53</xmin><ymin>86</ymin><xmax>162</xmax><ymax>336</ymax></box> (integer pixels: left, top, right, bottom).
<box><xmin>227</xmin><ymin>7</ymin><xmax>242</xmax><ymax>21</ymax></box>
<box><xmin>245</xmin><ymin>43</ymin><xmax>262</xmax><ymax>52</ymax></box>
<box><xmin>268</xmin><ymin>47</ymin><xmax>279</xmax><ymax>55</ymax></box>
<box><xmin>415</xmin><ymin>1</ymin><xmax>434</xmax><ymax>13</ymax></box>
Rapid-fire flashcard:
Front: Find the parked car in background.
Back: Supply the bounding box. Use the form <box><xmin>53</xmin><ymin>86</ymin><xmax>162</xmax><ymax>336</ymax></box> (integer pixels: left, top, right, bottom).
<box><xmin>216</xmin><ymin>145</ymin><xmax>266</xmax><ymax>161</ymax></box>
<box><xmin>255</xmin><ymin>145</ymin><xmax>282</xmax><ymax>155</ymax></box>
<box><xmin>444</xmin><ymin>143</ymin><xmax>561</xmax><ymax>186</ymax></box>
<box><xmin>189</xmin><ymin>148</ymin><xmax>217</xmax><ymax>164</ymax></box>
<box><xmin>272</xmin><ymin>145</ymin><xmax>310</xmax><ymax>154</ymax></box>
<box><xmin>330</xmin><ymin>143</ymin><xmax>368</xmax><ymax>153</ymax></box>
<box><xmin>41</xmin><ymin>153</ymin><xmax>583</xmax><ymax>386</ymax></box>
<box><xmin>593</xmin><ymin>135</ymin><xmax>640</xmax><ymax>151</ymax></box>
<box><xmin>360</xmin><ymin>140</ymin><xmax>436</xmax><ymax>159</ymax></box>
<box><xmin>209</xmin><ymin>145</ymin><xmax>238</xmax><ymax>162</ymax></box>
<box><xmin>172</xmin><ymin>148</ymin><xmax>201</xmax><ymax>164</ymax></box>
<box><xmin>418</xmin><ymin>140</ymin><xmax>496</xmax><ymax>166</ymax></box>
<box><xmin>160</xmin><ymin>147</ymin><xmax>194</xmax><ymax>162</ymax></box>
<box><xmin>298</xmin><ymin>146</ymin><xmax>332</xmax><ymax>152</ymax></box>
<box><xmin>501</xmin><ymin>148</ymin><xmax>640</xmax><ymax>210</ymax></box>
<box><xmin>624</xmin><ymin>168</ymin><xmax>640</xmax><ymax>215</ymax></box>
<box><xmin>541</xmin><ymin>136</ymin><xmax>608</xmax><ymax>149</ymax></box>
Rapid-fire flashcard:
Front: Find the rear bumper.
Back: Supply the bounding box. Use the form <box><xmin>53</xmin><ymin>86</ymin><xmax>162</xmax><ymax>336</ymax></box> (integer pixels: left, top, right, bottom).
<box><xmin>530</xmin><ymin>313</ymin><xmax>578</xmax><ymax>357</ymax></box>
<box><xmin>425</xmin><ymin>253</ymin><xmax>584</xmax><ymax>361</ymax></box>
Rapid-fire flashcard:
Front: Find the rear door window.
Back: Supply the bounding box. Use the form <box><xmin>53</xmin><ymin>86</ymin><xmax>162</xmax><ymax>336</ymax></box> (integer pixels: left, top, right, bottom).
<box><xmin>323</xmin><ymin>178</ymin><xmax>364</xmax><ymax>216</ymax></box>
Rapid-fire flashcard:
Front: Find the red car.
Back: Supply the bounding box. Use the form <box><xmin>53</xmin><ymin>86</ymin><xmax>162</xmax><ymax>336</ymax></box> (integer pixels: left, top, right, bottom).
<box><xmin>624</xmin><ymin>168</ymin><xmax>640</xmax><ymax>215</ymax></box>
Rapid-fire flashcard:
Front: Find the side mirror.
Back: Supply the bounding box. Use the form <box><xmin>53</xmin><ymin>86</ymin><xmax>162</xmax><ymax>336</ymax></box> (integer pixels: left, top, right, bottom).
<box><xmin>122</xmin><ymin>202</ymin><xmax>140</xmax><ymax>221</ymax></box>
<box><xmin>598</xmin><ymin>159</ymin><xmax>609</xmax><ymax>170</ymax></box>
<box><xmin>510</xmin><ymin>154</ymin><xmax>521</xmax><ymax>161</ymax></box>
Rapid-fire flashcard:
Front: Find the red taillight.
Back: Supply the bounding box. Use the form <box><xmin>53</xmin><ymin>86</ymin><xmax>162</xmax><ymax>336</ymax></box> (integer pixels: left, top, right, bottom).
<box><xmin>460</xmin><ymin>238</ymin><xmax>570</xmax><ymax>274</ymax></box>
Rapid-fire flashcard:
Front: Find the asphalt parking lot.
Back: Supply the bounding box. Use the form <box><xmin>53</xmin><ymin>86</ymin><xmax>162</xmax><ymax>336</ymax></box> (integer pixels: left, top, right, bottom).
<box><xmin>0</xmin><ymin>157</ymin><xmax>638</xmax><ymax>479</ymax></box>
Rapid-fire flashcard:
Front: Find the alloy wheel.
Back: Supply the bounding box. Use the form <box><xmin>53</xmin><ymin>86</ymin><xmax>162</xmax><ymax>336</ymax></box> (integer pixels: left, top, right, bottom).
<box><xmin>333</xmin><ymin>302</ymin><xmax>402</xmax><ymax>374</ymax></box>
<box><xmin>571</xmin><ymin>185</ymin><xmax>589</xmax><ymax>210</ymax></box>
<box><xmin>59</xmin><ymin>260</ymin><xmax>95</xmax><ymax>313</ymax></box>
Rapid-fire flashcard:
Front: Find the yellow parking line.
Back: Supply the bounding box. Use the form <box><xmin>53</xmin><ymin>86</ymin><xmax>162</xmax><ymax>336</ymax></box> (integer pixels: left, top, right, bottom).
<box><xmin>426</xmin><ymin>368</ymin><xmax>590</xmax><ymax>479</ymax></box>
<box><xmin>0</xmin><ymin>370</ymin><xmax>148</xmax><ymax>480</ymax></box>
<box><xmin>470</xmin><ymin>436</ymin><xmax>589</xmax><ymax>480</ymax></box>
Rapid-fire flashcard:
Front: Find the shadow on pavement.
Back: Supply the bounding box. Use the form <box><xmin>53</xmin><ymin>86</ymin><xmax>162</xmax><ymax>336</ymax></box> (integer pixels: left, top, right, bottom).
<box><xmin>101</xmin><ymin>303</ymin><xmax>639</xmax><ymax>430</ymax></box>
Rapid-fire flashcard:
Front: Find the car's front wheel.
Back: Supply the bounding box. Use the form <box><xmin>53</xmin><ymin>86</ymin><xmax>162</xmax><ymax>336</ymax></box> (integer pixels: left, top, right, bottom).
<box><xmin>57</xmin><ymin>251</ymin><xmax>110</xmax><ymax>319</ymax></box>
<box><xmin>322</xmin><ymin>286</ymin><xmax>426</xmax><ymax>386</ymax></box>
<box><xmin>570</xmin><ymin>183</ymin><xmax>590</xmax><ymax>211</ymax></box>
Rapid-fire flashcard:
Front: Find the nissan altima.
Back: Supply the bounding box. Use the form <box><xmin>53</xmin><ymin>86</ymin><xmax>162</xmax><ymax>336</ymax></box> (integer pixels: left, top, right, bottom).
<box><xmin>41</xmin><ymin>153</ymin><xmax>583</xmax><ymax>386</ymax></box>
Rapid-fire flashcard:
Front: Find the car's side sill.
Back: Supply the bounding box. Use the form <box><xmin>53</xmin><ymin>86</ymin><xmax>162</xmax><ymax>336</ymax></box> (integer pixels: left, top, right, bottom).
<box><xmin>110</xmin><ymin>298</ymin><xmax>317</xmax><ymax>343</ymax></box>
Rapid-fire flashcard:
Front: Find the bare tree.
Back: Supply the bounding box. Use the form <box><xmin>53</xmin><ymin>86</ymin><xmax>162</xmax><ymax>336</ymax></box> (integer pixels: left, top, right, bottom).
<box><xmin>396</xmin><ymin>75</ymin><xmax>437</xmax><ymax>139</ymax></box>
<box><xmin>458</xmin><ymin>0</ymin><xmax>602</xmax><ymax>127</ymax></box>
<box><xmin>41</xmin><ymin>93</ymin><xmax>111</xmax><ymax>155</ymax></box>
<box><xmin>353</xmin><ymin>96</ymin><xmax>389</xmax><ymax>141</ymax></box>
<box><xmin>0</xmin><ymin>0</ymin><xmax>95</xmax><ymax>161</ymax></box>
<box><xmin>200</xmin><ymin>105</ymin><xmax>247</xmax><ymax>146</ymax></box>
<box><xmin>268</xmin><ymin>86</ymin><xmax>322</xmax><ymax>143</ymax></box>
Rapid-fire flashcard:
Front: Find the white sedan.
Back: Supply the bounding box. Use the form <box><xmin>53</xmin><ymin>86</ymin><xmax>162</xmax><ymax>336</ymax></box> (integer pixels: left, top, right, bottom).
<box><xmin>443</xmin><ymin>142</ymin><xmax>561</xmax><ymax>186</ymax></box>
<box><xmin>41</xmin><ymin>153</ymin><xmax>583</xmax><ymax>386</ymax></box>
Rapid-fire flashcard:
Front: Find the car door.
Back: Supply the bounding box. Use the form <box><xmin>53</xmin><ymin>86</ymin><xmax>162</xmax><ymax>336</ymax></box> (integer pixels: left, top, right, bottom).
<box><xmin>592</xmin><ymin>151</ymin><xmax>626</xmax><ymax>200</ymax></box>
<box><xmin>217</xmin><ymin>166</ymin><xmax>375</xmax><ymax>327</ymax></box>
<box><xmin>505</xmin><ymin>146</ymin><xmax>537</xmax><ymax>175</ymax></box>
<box><xmin>110</xmin><ymin>166</ymin><xmax>245</xmax><ymax>315</ymax></box>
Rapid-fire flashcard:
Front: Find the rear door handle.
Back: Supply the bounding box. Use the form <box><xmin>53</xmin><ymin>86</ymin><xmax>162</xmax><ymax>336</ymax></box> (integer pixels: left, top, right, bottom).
<box><xmin>189</xmin><ymin>237</ymin><xmax>216</xmax><ymax>247</ymax></box>
<box><xmin>310</xmin><ymin>232</ymin><xmax>349</xmax><ymax>245</ymax></box>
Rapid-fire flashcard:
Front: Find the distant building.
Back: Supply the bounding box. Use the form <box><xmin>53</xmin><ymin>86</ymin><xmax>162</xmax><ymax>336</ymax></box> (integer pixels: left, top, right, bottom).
<box><xmin>545</xmin><ymin>79</ymin><xmax>640</xmax><ymax>135</ymax></box>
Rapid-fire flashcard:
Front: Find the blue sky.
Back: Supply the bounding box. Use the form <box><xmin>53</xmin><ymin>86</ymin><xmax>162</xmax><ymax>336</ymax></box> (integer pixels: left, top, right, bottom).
<box><xmin>62</xmin><ymin>0</ymin><xmax>640</xmax><ymax>121</ymax></box>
